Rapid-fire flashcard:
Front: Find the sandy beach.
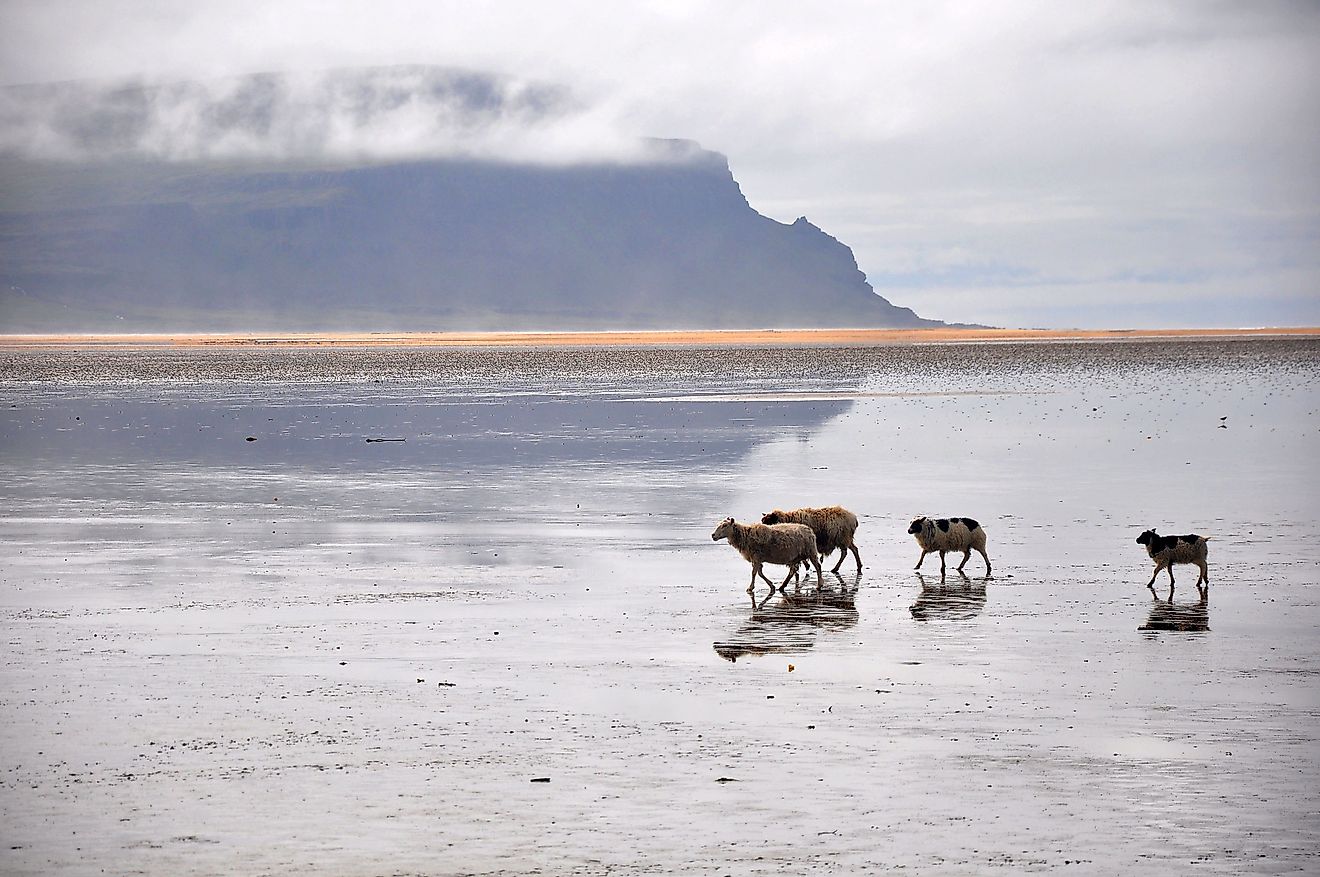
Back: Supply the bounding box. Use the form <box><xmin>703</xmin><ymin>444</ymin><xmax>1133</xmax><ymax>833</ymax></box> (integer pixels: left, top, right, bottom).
<box><xmin>2</xmin><ymin>326</ymin><xmax>1318</xmax><ymax>348</ymax></box>
<box><xmin>2</xmin><ymin>336</ymin><xmax>1317</xmax><ymax>875</ymax></box>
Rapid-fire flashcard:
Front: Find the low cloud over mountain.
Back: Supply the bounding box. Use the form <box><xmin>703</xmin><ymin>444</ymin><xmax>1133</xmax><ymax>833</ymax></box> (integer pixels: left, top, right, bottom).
<box><xmin>0</xmin><ymin>67</ymin><xmax>935</xmax><ymax>332</ymax></box>
<box><xmin>0</xmin><ymin>66</ymin><xmax>641</xmax><ymax>165</ymax></box>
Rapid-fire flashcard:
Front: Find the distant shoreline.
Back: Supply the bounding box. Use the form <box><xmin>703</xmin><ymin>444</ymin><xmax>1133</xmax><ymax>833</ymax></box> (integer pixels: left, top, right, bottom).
<box><xmin>1</xmin><ymin>327</ymin><xmax>1318</xmax><ymax>348</ymax></box>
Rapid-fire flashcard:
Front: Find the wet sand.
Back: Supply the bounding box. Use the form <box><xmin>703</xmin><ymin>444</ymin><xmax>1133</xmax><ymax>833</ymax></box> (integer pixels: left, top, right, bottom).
<box><xmin>1</xmin><ymin>338</ymin><xmax>1318</xmax><ymax>875</ymax></box>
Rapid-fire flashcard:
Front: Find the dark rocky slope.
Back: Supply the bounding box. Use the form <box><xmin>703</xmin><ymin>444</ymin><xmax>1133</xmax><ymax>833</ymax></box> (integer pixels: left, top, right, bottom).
<box><xmin>1</xmin><ymin>72</ymin><xmax>933</xmax><ymax>331</ymax></box>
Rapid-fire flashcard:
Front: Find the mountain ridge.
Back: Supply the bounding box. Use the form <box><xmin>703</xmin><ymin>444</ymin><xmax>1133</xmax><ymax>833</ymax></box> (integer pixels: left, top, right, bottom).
<box><xmin>0</xmin><ymin>149</ymin><xmax>937</xmax><ymax>332</ymax></box>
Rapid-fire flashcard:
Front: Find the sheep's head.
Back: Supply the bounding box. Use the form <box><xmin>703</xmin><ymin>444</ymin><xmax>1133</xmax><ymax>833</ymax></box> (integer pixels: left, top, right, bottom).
<box><xmin>761</xmin><ymin>510</ymin><xmax>785</xmax><ymax>525</ymax></box>
<box><xmin>907</xmin><ymin>517</ymin><xmax>928</xmax><ymax>535</ymax></box>
<box><xmin>1136</xmin><ymin>529</ymin><xmax>1158</xmax><ymax>545</ymax></box>
<box><xmin>711</xmin><ymin>517</ymin><xmax>736</xmax><ymax>542</ymax></box>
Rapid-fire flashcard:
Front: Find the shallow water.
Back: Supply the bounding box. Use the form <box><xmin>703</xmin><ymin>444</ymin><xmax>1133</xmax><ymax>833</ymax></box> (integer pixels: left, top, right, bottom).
<box><xmin>1</xmin><ymin>339</ymin><xmax>1318</xmax><ymax>875</ymax></box>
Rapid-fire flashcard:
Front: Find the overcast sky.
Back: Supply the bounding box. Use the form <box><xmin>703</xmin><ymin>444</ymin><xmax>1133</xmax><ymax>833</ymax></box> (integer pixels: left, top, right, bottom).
<box><xmin>2</xmin><ymin>0</ymin><xmax>1317</xmax><ymax>328</ymax></box>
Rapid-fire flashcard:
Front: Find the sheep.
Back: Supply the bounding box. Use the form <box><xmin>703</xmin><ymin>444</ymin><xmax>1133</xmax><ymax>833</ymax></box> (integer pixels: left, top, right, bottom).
<box><xmin>711</xmin><ymin>517</ymin><xmax>823</xmax><ymax>592</ymax></box>
<box><xmin>907</xmin><ymin>516</ymin><xmax>991</xmax><ymax>576</ymax></box>
<box><xmin>1136</xmin><ymin>529</ymin><xmax>1209</xmax><ymax>597</ymax></box>
<box><xmin>760</xmin><ymin>506</ymin><xmax>862</xmax><ymax>574</ymax></box>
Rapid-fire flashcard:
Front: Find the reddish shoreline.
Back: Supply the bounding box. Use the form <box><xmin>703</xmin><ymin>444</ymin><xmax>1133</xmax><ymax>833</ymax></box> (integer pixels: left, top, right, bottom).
<box><xmin>1</xmin><ymin>326</ymin><xmax>1317</xmax><ymax>348</ymax></box>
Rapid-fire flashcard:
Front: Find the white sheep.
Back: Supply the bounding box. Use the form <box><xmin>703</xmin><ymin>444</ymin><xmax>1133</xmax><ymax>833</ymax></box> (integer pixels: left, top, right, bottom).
<box><xmin>907</xmin><ymin>516</ymin><xmax>991</xmax><ymax>576</ymax></box>
<box><xmin>760</xmin><ymin>505</ymin><xmax>862</xmax><ymax>574</ymax></box>
<box><xmin>711</xmin><ymin>517</ymin><xmax>823</xmax><ymax>592</ymax></box>
<box><xmin>1136</xmin><ymin>529</ymin><xmax>1209</xmax><ymax>596</ymax></box>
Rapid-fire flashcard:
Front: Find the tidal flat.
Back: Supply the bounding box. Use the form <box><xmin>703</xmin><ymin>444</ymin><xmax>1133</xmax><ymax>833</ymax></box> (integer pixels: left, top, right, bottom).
<box><xmin>1</xmin><ymin>338</ymin><xmax>1318</xmax><ymax>875</ymax></box>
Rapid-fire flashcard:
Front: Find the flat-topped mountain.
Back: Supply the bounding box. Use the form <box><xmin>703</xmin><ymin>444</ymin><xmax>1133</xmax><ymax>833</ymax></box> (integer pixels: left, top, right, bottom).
<box><xmin>0</xmin><ymin>68</ymin><xmax>934</xmax><ymax>332</ymax></box>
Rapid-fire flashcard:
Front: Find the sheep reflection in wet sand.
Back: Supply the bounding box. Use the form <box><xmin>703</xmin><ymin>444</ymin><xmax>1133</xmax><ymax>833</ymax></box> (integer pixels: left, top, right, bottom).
<box><xmin>1140</xmin><ymin>596</ymin><xmax>1211</xmax><ymax>632</ymax></box>
<box><xmin>909</xmin><ymin>572</ymin><xmax>988</xmax><ymax>622</ymax></box>
<box><xmin>713</xmin><ymin>578</ymin><xmax>860</xmax><ymax>662</ymax></box>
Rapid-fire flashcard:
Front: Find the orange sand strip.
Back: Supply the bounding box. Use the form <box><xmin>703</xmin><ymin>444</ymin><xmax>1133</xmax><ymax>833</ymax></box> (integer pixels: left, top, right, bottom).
<box><xmin>1</xmin><ymin>327</ymin><xmax>1318</xmax><ymax>348</ymax></box>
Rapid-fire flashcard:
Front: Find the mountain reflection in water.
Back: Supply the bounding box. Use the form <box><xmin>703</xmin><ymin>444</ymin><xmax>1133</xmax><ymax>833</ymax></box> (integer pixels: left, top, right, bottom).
<box><xmin>713</xmin><ymin>577</ymin><xmax>860</xmax><ymax>662</ymax></box>
<box><xmin>0</xmin><ymin>346</ymin><xmax>863</xmax><ymax>478</ymax></box>
<box><xmin>909</xmin><ymin>572</ymin><xmax>988</xmax><ymax>622</ymax></box>
<box><xmin>1139</xmin><ymin>596</ymin><xmax>1210</xmax><ymax>632</ymax></box>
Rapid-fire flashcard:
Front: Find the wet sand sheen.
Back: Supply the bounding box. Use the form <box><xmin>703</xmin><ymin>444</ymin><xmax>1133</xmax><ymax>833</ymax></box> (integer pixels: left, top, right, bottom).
<box><xmin>1</xmin><ymin>338</ymin><xmax>1317</xmax><ymax>875</ymax></box>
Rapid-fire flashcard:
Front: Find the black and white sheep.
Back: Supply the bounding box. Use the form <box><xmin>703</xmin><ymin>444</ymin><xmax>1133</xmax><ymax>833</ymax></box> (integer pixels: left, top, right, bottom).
<box><xmin>1136</xmin><ymin>529</ymin><xmax>1209</xmax><ymax>596</ymax></box>
<box><xmin>760</xmin><ymin>505</ymin><xmax>862</xmax><ymax>574</ymax></box>
<box><xmin>906</xmin><ymin>516</ymin><xmax>992</xmax><ymax>576</ymax></box>
<box><xmin>711</xmin><ymin>517</ymin><xmax>823</xmax><ymax>592</ymax></box>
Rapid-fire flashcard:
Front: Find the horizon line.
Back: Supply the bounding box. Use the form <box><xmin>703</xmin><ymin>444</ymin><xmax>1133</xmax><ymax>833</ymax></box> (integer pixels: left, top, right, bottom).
<box><xmin>2</xmin><ymin>326</ymin><xmax>1318</xmax><ymax>349</ymax></box>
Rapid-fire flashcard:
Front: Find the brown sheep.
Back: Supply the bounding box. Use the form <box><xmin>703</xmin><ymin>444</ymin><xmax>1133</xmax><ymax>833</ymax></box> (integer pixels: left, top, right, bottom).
<box><xmin>711</xmin><ymin>517</ymin><xmax>823</xmax><ymax>592</ymax></box>
<box><xmin>760</xmin><ymin>506</ymin><xmax>861</xmax><ymax>574</ymax></box>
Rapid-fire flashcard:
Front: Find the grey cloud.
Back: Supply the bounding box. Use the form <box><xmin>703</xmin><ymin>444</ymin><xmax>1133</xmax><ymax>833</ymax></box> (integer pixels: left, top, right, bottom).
<box><xmin>0</xmin><ymin>66</ymin><xmax>642</xmax><ymax>164</ymax></box>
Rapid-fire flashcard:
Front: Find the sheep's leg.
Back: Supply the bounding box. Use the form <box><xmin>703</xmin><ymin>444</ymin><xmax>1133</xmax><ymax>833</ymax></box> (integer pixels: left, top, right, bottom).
<box><xmin>747</xmin><ymin>566</ymin><xmax>758</xmax><ymax>594</ymax></box>
<box><xmin>811</xmin><ymin>553</ymin><xmax>823</xmax><ymax>587</ymax></box>
<box><xmin>939</xmin><ymin>551</ymin><xmax>947</xmax><ymax>575</ymax></box>
<box><xmin>780</xmin><ymin>566</ymin><xmax>798</xmax><ymax>589</ymax></box>
<box><xmin>756</xmin><ymin>564</ymin><xmax>776</xmax><ymax>590</ymax></box>
<box><xmin>830</xmin><ymin>549</ymin><xmax>845</xmax><ymax>574</ymax></box>
<box><xmin>977</xmin><ymin>548</ymin><xmax>992</xmax><ymax>576</ymax></box>
<box><xmin>1197</xmin><ymin>560</ymin><xmax>1209</xmax><ymax>586</ymax></box>
<box><xmin>1147</xmin><ymin>564</ymin><xmax>1164</xmax><ymax>588</ymax></box>
<box><xmin>849</xmin><ymin>544</ymin><xmax>862</xmax><ymax>574</ymax></box>
<box><xmin>915</xmin><ymin>550</ymin><xmax>928</xmax><ymax>570</ymax></box>
<box><xmin>956</xmin><ymin>548</ymin><xmax>971</xmax><ymax>572</ymax></box>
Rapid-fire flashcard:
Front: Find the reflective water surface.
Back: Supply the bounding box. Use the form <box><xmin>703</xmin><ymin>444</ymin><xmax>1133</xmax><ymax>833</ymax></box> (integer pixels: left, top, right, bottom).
<box><xmin>1</xmin><ymin>338</ymin><xmax>1317</xmax><ymax>875</ymax></box>
<box><xmin>909</xmin><ymin>572</ymin><xmax>989</xmax><ymax>621</ymax></box>
<box><xmin>714</xmin><ymin>575</ymin><xmax>860</xmax><ymax>661</ymax></box>
<box><xmin>1140</xmin><ymin>597</ymin><xmax>1211</xmax><ymax>632</ymax></box>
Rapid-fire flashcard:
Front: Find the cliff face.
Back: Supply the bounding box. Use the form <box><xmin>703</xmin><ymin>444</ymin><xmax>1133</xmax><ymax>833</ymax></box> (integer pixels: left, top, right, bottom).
<box><xmin>0</xmin><ymin>148</ymin><xmax>934</xmax><ymax>332</ymax></box>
